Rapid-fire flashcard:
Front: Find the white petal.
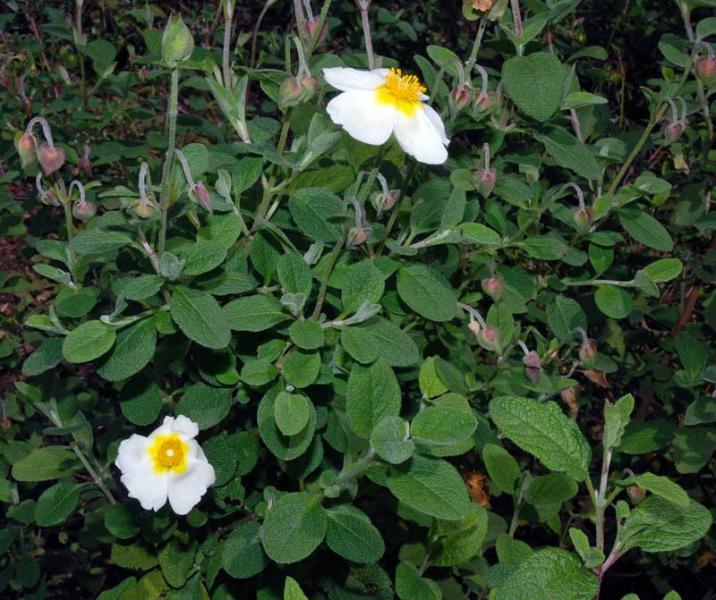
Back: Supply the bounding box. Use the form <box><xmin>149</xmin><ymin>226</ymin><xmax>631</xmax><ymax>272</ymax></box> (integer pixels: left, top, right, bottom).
<box><xmin>393</xmin><ymin>106</ymin><xmax>449</xmax><ymax>165</ymax></box>
<box><xmin>169</xmin><ymin>415</ymin><xmax>199</xmax><ymax>440</ymax></box>
<box><xmin>167</xmin><ymin>448</ymin><xmax>216</xmax><ymax>515</ymax></box>
<box><xmin>121</xmin><ymin>463</ymin><xmax>169</xmax><ymax>512</ymax></box>
<box><xmin>326</xmin><ymin>90</ymin><xmax>395</xmax><ymax>146</ymax></box>
<box><xmin>422</xmin><ymin>104</ymin><xmax>450</xmax><ymax>145</ymax></box>
<box><xmin>115</xmin><ymin>434</ymin><xmax>149</xmax><ymax>474</ymax></box>
<box><xmin>323</xmin><ymin>67</ymin><xmax>385</xmax><ymax>91</ymax></box>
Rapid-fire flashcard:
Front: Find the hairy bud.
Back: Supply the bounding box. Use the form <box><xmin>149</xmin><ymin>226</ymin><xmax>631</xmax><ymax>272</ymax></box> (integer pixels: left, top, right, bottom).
<box><xmin>627</xmin><ymin>485</ymin><xmax>646</xmax><ymax>504</ymax></box>
<box><xmin>134</xmin><ymin>200</ymin><xmax>158</xmax><ymax>219</ymax></box>
<box><xmin>695</xmin><ymin>55</ymin><xmax>716</xmax><ymax>88</ymax></box>
<box><xmin>474</xmin><ymin>167</ymin><xmax>497</xmax><ymax>198</ymax></box>
<box><xmin>37</xmin><ymin>144</ymin><xmax>66</xmax><ymax>176</ymax></box>
<box><xmin>573</xmin><ymin>206</ymin><xmax>593</xmax><ymax>232</ymax></box>
<box><xmin>346</xmin><ymin>227</ymin><xmax>371</xmax><ymax>249</ymax></box>
<box><xmin>162</xmin><ymin>13</ymin><xmax>195</xmax><ymax>67</ymax></box>
<box><xmin>523</xmin><ymin>351</ymin><xmax>542</xmax><ymax>384</ymax></box>
<box><xmin>478</xmin><ymin>325</ymin><xmax>500</xmax><ymax>352</ymax></box>
<box><xmin>16</xmin><ymin>132</ymin><xmax>37</xmax><ymax>168</ymax></box>
<box><xmin>579</xmin><ymin>338</ymin><xmax>598</xmax><ymax>366</ymax></box>
<box><xmin>192</xmin><ymin>182</ymin><xmax>212</xmax><ymax>213</ymax></box>
<box><xmin>72</xmin><ymin>200</ymin><xmax>97</xmax><ymax>221</ymax></box>
<box><xmin>39</xmin><ymin>188</ymin><xmax>61</xmax><ymax>207</ymax></box>
<box><xmin>279</xmin><ymin>76</ymin><xmax>305</xmax><ymax>110</ymax></box>
<box><xmin>663</xmin><ymin>121</ymin><xmax>684</xmax><ymax>144</ymax></box>
<box><xmin>481</xmin><ymin>276</ymin><xmax>503</xmax><ymax>300</ymax></box>
<box><xmin>450</xmin><ymin>87</ymin><xmax>472</xmax><ymax>114</ymax></box>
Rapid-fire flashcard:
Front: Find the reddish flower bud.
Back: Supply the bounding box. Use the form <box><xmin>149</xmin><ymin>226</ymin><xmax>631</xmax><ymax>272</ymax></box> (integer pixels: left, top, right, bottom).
<box><xmin>279</xmin><ymin>76</ymin><xmax>305</xmax><ymax>110</ymax></box>
<box><xmin>39</xmin><ymin>188</ymin><xmax>61</xmax><ymax>207</ymax></box>
<box><xmin>37</xmin><ymin>144</ymin><xmax>66</xmax><ymax>175</ymax></box>
<box><xmin>579</xmin><ymin>339</ymin><xmax>598</xmax><ymax>365</ymax></box>
<box><xmin>479</xmin><ymin>325</ymin><xmax>500</xmax><ymax>352</ymax></box>
<box><xmin>523</xmin><ymin>350</ymin><xmax>542</xmax><ymax>384</ymax></box>
<box><xmin>346</xmin><ymin>227</ymin><xmax>371</xmax><ymax>248</ymax></box>
<box><xmin>481</xmin><ymin>276</ymin><xmax>504</xmax><ymax>300</ymax></box>
<box><xmin>72</xmin><ymin>200</ymin><xmax>96</xmax><ymax>221</ymax></box>
<box><xmin>474</xmin><ymin>91</ymin><xmax>499</xmax><ymax>114</ymax></box>
<box><xmin>306</xmin><ymin>17</ymin><xmax>328</xmax><ymax>46</ymax></box>
<box><xmin>78</xmin><ymin>145</ymin><xmax>92</xmax><ymax>176</ymax></box>
<box><xmin>468</xmin><ymin>320</ymin><xmax>482</xmax><ymax>338</ymax></box>
<box><xmin>474</xmin><ymin>167</ymin><xmax>497</xmax><ymax>198</ymax></box>
<box><xmin>16</xmin><ymin>132</ymin><xmax>37</xmax><ymax>168</ymax></box>
<box><xmin>299</xmin><ymin>74</ymin><xmax>317</xmax><ymax>102</ymax></box>
<box><xmin>663</xmin><ymin>121</ymin><xmax>684</xmax><ymax>144</ymax></box>
<box><xmin>695</xmin><ymin>55</ymin><xmax>716</xmax><ymax>88</ymax></box>
<box><xmin>192</xmin><ymin>181</ymin><xmax>212</xmax><ymax>213</ymax></box>
<box><xmin>627</xmin><ymin>485</ymin><xmax>646</xmax><ymax>504</ymax></box>
<box><xmin>450</xmin><ymin>87</ymin><xmax>472</xmax><ymax>113</ymax></box>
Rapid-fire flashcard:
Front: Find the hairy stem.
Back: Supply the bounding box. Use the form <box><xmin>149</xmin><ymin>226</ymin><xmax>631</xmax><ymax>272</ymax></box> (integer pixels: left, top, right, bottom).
<box><xmin>222</xmin><ymin>0</ymin><xmax>234</xmax><ymax>89</ymax></box>
<box><xmin>158</xmin><ymin>68</ymin><xmax>180</xmax><ymax>256</ymax></box>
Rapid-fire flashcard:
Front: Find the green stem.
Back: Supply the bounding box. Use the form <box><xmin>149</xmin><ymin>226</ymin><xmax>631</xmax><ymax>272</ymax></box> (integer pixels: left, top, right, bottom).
<box><xmin>63</xmin><ymin>202</ymin><xmax>77</xmax><ymax>279</ymax></box>
<box><xmin>358</xmin><ymin>1</ymin><xmax>375</xmax><ymax>69</ymax></box>
<box><xmin>378</xmin><ymin>160</ymin><xmax>417</xmax><ymax>254</ymax></box>
<box><xmin>334</xmin><ymin>449</ymin><xmax>376</xmax><ymax>487</ymax></box>
<box><xmin>311</xmin><ymin>238</ymin><xmax>344</xmax><ymax>319</ymax></box>
<box><xmin>465</xmin><ymin>16</ymin><xmax>487</xmax><ymax>75</ymax></box>
<box><xmin>222</xmin><ymin>0</ymin><xmax>234</xmax><ymax>89</ymax></box>
<box><xmin>158</xmin><ymin>68</ymin><xmax>180</xmax><ymax>256</ymax></box>
<box><xmin>308</xmin><ymin>0</ymin><xmax>332</xmax><ymax>54</ymax></box>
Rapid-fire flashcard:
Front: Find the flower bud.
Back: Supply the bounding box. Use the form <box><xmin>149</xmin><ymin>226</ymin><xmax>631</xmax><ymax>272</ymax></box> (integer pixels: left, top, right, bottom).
<box><xmin>450</xmin><ymin>86</ymin><xmax>472</xmax><ymax>114</ymax></box>
<box><xmin>37</xmin><ymin>144</ymin><xmax>66</xmax><ymax>176</ymax></box>
<box><xmin>468</xmin><ymin>0</ymin><xmax>496</xmax><ymax>13</ymax></box>
<box><xmin>474</xmin><ymin>167</ymin><xmax>497</xmax><ymax>198</ymax></box>
<box><xmin>523</xmin><ymin>351</ymin><xmax>542</xmax><ymax>384</ymax></box>
<box><xmin>305</xmin><ymin>17</ymin><xmax>328</xmax><ymax>46</ymax></box>
<box><xmin>16</xmin><ymin>132</ymin><xmax>37</xmax><ymax>168</ymax></box>
<box><xmin>561</xmin><ymin>386</ymin><xmax>579</xmax><ymax>419</ymax></box>
<box><xmin>474</xmin><ymin>91</ymin><xmax>499</xmax><ymax>114</ymax></box>
<box><xmin>372</xmin><ymin>190</ymin><xmax>400</xmax><ymax>213</ymax></box>
<box><xmin>468</xmin><ymin>320</ymin><xmax>482</xmax><ymax>338</ymax></box>
<box><xmin>579</xmin><ymin>338</ymin><xmax>598</xmax><ymax>366</ymax></box>
<box><xmin>346</xmin><ymin>227</ymin><xmax>371</xmax><ymax>248</ymax></box>
<box><xmin>78</xmin><ymin>145</ymin><xmax>92</xmax><ymax>176</ymax></box>
<box><xmin>299</xmin><ymin>74</ymin><xmax>317</xmax><ymax>102</ymax></box>
<box><xmin>162</xmin><ymin>13</ymin><xmax>195</xmax><ymax>67</ymax></box>
<box><xmin>279</xmin><ymin>76</ymin><xmax>304</xmax><ymax>110</ymax></box>
<box><xmin>134</xmin><ymin>199</ymin><xmax>158</xmax><ymax>219</ymax></box>
<box><xmin>695</xmin><ymin>56</ymin><xmax>716</xmax><ymax>88</ymax></box>
<box><xmin>191</xmin><ymin>181</ymin><xmax>212</xmax><ymax>213</ymax></box>
<box><xmin>627</xmin><ymin>485</ymin><xmax>646</xmax><ymax>504</ymax></box>
<box><xmin>663</xmin><ymin>121</ymin><xmax>684</xmax><ymax>144</ymax></box>
<box><xmin>72</xmin><ymin>200</ymin><xmax>96</xmax><ymax>221</ymax></box>
<box><xmin>481</xmin><ymin>276</ymin><xmax>503</xmax><ymax>300</ymax></box>
<box><xmin>39</xmin><ymin>188</ymin><xmax>61</xmax><ymax>207</ymax></box>
<box><xmin>573</xmin><ymin>206</ymin><xmax>593</xmax><ymax>232</ymax></box>
<box><xmin>478</xmin><ymin>325</ymin><xmax>500</xmax><ymax>352</ymax></box>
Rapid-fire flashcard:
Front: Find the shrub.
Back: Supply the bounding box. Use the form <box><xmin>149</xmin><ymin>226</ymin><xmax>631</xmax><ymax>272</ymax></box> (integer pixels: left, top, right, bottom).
<box><xmin>0</xmin><ymin>1</ymin><xmax>714</xmax><ymax>599</ymax></box>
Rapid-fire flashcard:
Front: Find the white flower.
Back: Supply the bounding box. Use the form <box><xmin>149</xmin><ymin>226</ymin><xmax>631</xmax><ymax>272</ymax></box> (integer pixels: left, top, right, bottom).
<box><xmin>115</xmin><ymin>415</ymin><xmax>215</xmax><ymax>515</ymax></box>
<box><xmin>323</xmin><ymin>67</ymin><xmax>450</xmax><ymax>165</ymax></box>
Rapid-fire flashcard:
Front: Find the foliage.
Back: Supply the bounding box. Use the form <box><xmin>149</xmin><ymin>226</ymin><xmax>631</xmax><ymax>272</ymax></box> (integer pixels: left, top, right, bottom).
<box><xmin>0</xmin><ymin>0</ymin><xmax>714</xmax><ymax>598</ymax></box>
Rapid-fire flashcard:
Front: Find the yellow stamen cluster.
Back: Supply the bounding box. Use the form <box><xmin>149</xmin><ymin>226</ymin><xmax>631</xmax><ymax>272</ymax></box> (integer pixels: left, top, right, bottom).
<box><xmin>148</xmin><ymin>434</ymin><xmax>188</xmax><ymax>474</ymax></box>
<box><xmin>376</xmin><ymin>68</ymin><xmax>427</xmax><ymax>115</ymax></box>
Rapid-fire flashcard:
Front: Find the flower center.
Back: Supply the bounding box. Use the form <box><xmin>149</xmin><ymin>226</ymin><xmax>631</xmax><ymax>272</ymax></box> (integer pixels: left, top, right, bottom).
<box><xmin>148</xmin><ymin>434</ymin><xmax>188</xmax><ymax>473</ymax></box>
<box><xmin>376</xmin><ymin>68</ymin><xmax>426</xmax><ymax>116</ymax></box>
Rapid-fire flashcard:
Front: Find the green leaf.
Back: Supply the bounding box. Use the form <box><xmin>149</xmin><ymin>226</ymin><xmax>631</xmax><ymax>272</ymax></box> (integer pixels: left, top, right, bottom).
<box><xmin>282</xmin><ymin>350</ymin><xmax>321</xmax><ymax>388</ymax></box>
<box><xmin>489</xmin><ymin>396</ymin><xmax>591</xmax><ymax>481</ymax></box>
<box><xmin>341</xmin><ymin>317</ymin><xmax>419</xmax><ymax>367</ymax></box>
<box><xmin>278</xmin><ymin>253</ymin><xmax>312</xmax><ymax>295</ymax></box>
<box><xmin>346</xmin><ymin>360</ymin><xmax>401</xmax><ymax>438</ymax></box>
<box><xmin>170</xmin><ymin>286</ymin><xmax>230</xmax><ymax>349</ymax></box>
<box><xmin>418</xmin><ymin>357</ymin><xmax>448</xmax><ymax>399</ymax></box>
<box><xmin>261</xmin><ymin>492</ymin><xmax>327</xmax><ymax>564</ymax></box>
<box><xmin>175</xmin><ymin>382</ymin><xmax>232</xmax><ymax>430</ymax></box>
<box><xmin>289</xmin><ymin>188</ymin><xmax>344</xmax><ymax>242</ymax></box>
<box><xmin>62</xmin><ymin>320</ymin><xmax>117</xmax><ymax>363</ymax></box>
<box><xmin>386</xmin><ymin>454</ymin><xmax>471</xmax><ymax>521</ymax></box>
<box><xmin>495</xmin><ymin>548</ymin><xmax>598</xmax><ymax>600</ymax></box>
<box><xmin>568</xmin><ymin>528</ymin><xmax>604</xmax><ymax>569</ymax></box>
<box><xmin>158</xmin><ymin>538</ymin><xmax>196</xmax><ymax>588</ymax></box>
<box><xmin>395</xmin><ymin>562</ymin><xmax>442</xmax><ymax>600</ymax></box>
<box><xmin>630</xmin><ymin>473</ymin><xmax>689</xmax><ymax>508</ymax></box>
<box><xmin>547</xmin><ymin>296</ymin><xmax>587</xmax><ymax>342</ymax></box>
<box><xmin>595</xmin><ymin>285</ymin><xmax>632</xmax><ymax>319</ymax></box>
<box><xmin>325</xmin><ymin>505</ymin><xmax>385</xmax><ymax>563</ymax></box>
<box><xmin>431</xmin><ymin>504</ymin><xmax>488</xmax><ymax>567</ymax></box>
<box><xmin>258</xmin><ymin>389</ymin><xmax>317</xmax><ymax>461</ymax></box>
<box><xmin>223</xmin><ymin>295</ymin><xmax>289</xmax><ymax>331</ymax></box>
<box><xmin>34</xmin><ymin>481</ymin><xmax>81</xmax><ymax>527</ymax></box>
<box><xmin>120</xmin><ymin>379</ymin><xmax>163</xmax><ymax>426</ymax></box>
<box><xmin>502</xmin><ymin>52</ymin><xmax>566</xmax><ymax>122</ymax></box>
<box><xmin>22</xmin><ymin>337</ymin><xmax>64</xmax><ymax>376</ymax></box>
<box><xmin>482</xmin><ymin>444</ymin><xmax>521</xmax><ymax>495</ymax></box>
<box><xmin>619</xmin><ymin>420</ymin><xmax>677</xmax><ymax>454</ymax></box>
<box><xmin>12</xmin><ymin>446</ymin><xmax>79</xmax><ymax>482</ymax></box>
<box><xmin>222</xmin><ymin>521</ymin><xmax>268</xmax><ymax>579</ymax></box>
<box><xmin>622</xmin><ymin>497</ymin><xmax>712</xmax><ymax>552</ymax></box>
<box><xmin>604</xmin><ymin>394</ymin><xmax>634</xmax><ymax>449</ymax></box>
<box><xmin>97</xmin><ymin>318</ymin><xmax>156</xmax><ymax>382</ymax></box>
<box><xmin>672</xmin><ymin>427</ymin><xmax>716</xmax><ymax>474</ymax></box>
<box><xmin>411</xmin><ymin>394</ymin><xmax>476</xmax><ymax>448</ymax></box>
<box><xmin>288</xmin><ymin>320</ymin><xmax>324</xmax><ymax>350</ymax></box>
<box><xmin>370</xmin><ymin>417</ymin><xmax>415</xmax><ymax>465</ymax></box>
<box><xmin>177</xmin><ymin>240</ymin><xmax>227</xmax><ymax>277</ymax></box>
<box><xmin>274</xmin><ymin>392</ymin><xmax>311</xmax><ymax>436</ymax></box>
<box><xmin>619</xmin><ymin>209</ymin><xmax>674</xmax><ymax>251</ymax></box>
<box><xmin>397</xmin><ymin>264</ymin><xmax>458</xmax><ymax>322</ymax></box>
<box><xmin>642</xmin><ymin>258</ymin><xmax>682</xmax><ymax>282</ymax></box>
<box><xmin>71</xmin><ymin>230</ymin><xmax>132</xmax><ymax>256</ymax></box>
<box><xmin>535</xmin><ymin>128</ymin><xmax>601</xmax><ymax>180</ymax></box>
<box><xmin>341</xmin><ymin>261</ymin><xmax>385</xmax><ymax>314</ymax></box>
<box><xmin>114</xmin><ymin>274</ymin><xmax>164</xmax><ymax>301</ymax></box>
<box><xmin>283</xmin><ymin>577</ymin><xmax>309</xmax><ymax>600</ymax></box>
<box><xmin>104</xmin><ymin>505</ymin><xmax>140</xmax><ymax>540</ymax></box>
